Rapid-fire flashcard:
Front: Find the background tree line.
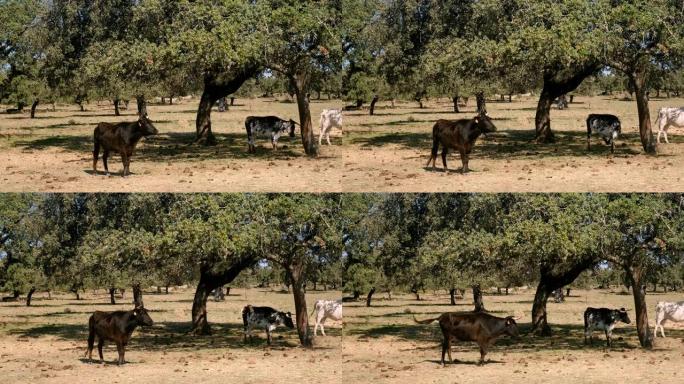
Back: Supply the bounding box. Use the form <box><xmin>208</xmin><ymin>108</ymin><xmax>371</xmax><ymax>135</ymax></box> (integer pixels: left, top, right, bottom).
<box><xmin>2</xmin><ymin>1</ymin><xmax>683</xmax><ymax>154</ymax></box>
<box><xmin>2</xmin><ymin>193</ymin><xmax>683</xmax><ymax>349</ymax></box>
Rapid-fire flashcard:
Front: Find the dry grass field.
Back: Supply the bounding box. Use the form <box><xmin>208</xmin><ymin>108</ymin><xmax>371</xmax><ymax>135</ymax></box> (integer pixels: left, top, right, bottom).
<box><xmin>0</xmin><ymin>287</ymin><xmax>342</xmax><ymax>384</ymax></box>
<box><xmin>1</xmin><ymin>286</ymin><xmax>683</xmax><ymax>383</ymax></box>
<box><xmin>1</xmin><ymin>95</ymin><xmax>683</xmax><ymax>193</ymax></box>
<box><xmin>342</xmin><ymin>289</ymin><xmax>684</xmax><ymax>384</ymax></box>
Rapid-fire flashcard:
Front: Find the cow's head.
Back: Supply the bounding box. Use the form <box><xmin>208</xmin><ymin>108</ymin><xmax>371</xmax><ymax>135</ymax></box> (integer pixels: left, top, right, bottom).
<box><xmin>503</xmin><ymin>316</ymin><xmax>520</xmax><ymax>337</ymax></box>
<box><xmin>474</xmin><ymin>113</ymin><xmax>497</xmax><ymax>133</ymax></box>
<box><xmin>138</xmin><ymin>114</ymin><xmax>159</xmax><ymax>136</ymax></box>
<box><xmin>288</xmin><ymin>120</ymin><xmax>298</xmax><ymax>138</ymax></box>
<box><xmin>133</xmin><ymin>306</ymin><xmax>154</xmax><ymax>326</ymax></box>
<box><xmin>616</xmin><ymin>308</ymin><xmax>631</xmax><ymax>324</ymax></box>
<box><xmin>279</xmin><ymin>311</ymin><xmax>295</xmax><ymax>329</ymax></box>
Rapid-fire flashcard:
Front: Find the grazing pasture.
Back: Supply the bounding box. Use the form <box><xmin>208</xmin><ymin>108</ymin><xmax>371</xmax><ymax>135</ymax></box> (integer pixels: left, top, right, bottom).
<box><xmin>0</xmin><ymin>96</ymin><xmax>683</xmax><ymax>193</ymax></box>
<box><xmin>342</xmin><ymin>289</ymin><xmax>684</xmax><ymax>384</ymax></box>
<box><xmin>0</xmin><ymin>287</ymin><xmax>342</xmax><ymax>383</ymax></box>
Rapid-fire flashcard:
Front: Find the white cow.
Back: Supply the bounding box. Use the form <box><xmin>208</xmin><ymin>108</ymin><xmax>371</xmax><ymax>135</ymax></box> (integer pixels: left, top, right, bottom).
<box><xmin>319</xmin><ymin>109</ymin><xmax>343</xmax><ymax>146</ymax></box>
<box><xmin>311</xmin><ymin>299</ymin><xmax>342</xmax><ymax>336</ymax></box>
<box><xmin>655</xmin><ymin>107</ymin><xmax>684</xmax><ymax>144</ymax></box>
<box><xmin>653</xmin><ymin>301</ymin><xmax>684</xmax><ymax>338</ymax></box>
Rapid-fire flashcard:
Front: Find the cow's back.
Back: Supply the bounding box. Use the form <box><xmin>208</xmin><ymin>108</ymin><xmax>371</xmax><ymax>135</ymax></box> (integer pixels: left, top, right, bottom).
<box><xmin>438</xmin><ymin>313</ymin><xmax>482</xmax><ymax>342</ymax></box>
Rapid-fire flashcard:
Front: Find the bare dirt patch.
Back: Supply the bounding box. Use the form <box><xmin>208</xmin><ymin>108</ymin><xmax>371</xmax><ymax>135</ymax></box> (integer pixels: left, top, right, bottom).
<box><xmin>0</xmin><ymin>288</ymin><xmax>342</xmax><ymax>384</ymax></box>
<box><xmin>1</xmin><ymin>96</ymin><xmax>682</xmax><ymax>192</ymax></box>
<box><xmin>342</xmin><ymin>289</ymin><xmax>684</xmax><ymax>384</ymax></box>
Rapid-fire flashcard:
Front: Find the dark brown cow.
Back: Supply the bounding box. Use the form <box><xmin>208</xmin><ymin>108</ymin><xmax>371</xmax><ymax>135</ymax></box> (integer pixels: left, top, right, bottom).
<box><xmin>93</xmin><ymin>114</ymin><xmax>158</xmax><ymax>176</ymax></box>
<box><xmin>426</xmin><ymin>115</ymin><xmax>497</xmax><ymax>173</ymax></box>
<box><xmin>414</xmin><ymin>312</ymin><xmax>519</xmax><ymax>365</ymax></box>
<box><xmin>84</xmin><ymin>306</ymin><xmax>154</xmax><ymax>365</ymax></box>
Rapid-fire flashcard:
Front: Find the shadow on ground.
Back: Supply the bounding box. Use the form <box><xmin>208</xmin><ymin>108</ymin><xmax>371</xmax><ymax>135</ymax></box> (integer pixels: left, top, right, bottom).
<box><xmin>6</xmin><ymin>320</ymin><xmax>324</xmax><ymax>351</ymax></box>
<box><xmin>345</xmin><ymin>320</ymin><xmax>680</xmax><ymax>354</ymax></box>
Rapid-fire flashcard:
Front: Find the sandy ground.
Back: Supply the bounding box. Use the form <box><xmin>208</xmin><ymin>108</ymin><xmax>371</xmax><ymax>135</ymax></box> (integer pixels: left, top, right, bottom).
<box><xmin>1</xmin><ymin>96</ymin><xmax>682</xmax><ymax>193</ymax></box>
<box><xmin>342</xmin><ymin>289</ymin><xmax>684</xmax><ymax>384</ymax></box>
<box><xmin>0</xmin><ymin>287</ymin><xmax>342</xmax><ymax>384</ymax></box>
<box><xmin>2</xmin><ymin>287</ymin><xmax>683</xmax><ymax>383</ymax></box>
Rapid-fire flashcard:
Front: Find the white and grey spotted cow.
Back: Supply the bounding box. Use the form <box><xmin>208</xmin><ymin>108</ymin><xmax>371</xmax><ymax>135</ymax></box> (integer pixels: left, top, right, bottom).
<box><xmin>586</xmin><ymin>114</ymin><xmax>622</xmax><ymax>153</ymax></box>
<box><xmin>245</xmin><ymin>116</ymin><xmax>297</xmax><ymax>153</ymax></box>
<box><xmin>319</xmin><ymin>109</ymin><xmax>343</xmax><ymax>146</ymax></box>
<box><xmin>584</xmin><ymin>307</ymin><xmax>631</xmax><ymax>347</ymax></box>
<box><xmin>653</xmin><ymin>301</ymin><xmax>684</xmax><ymax>338</ymax></box>
<box><xmin>655</xmin><ymin>107</ymin><xmax>684</xmax><ymax>144</ymax></box>
<box><xmin>311</xmin><ymin>299</ymin><xmax>342</xmax><ymax>336</ymax></box>
<box><xmin>241</xmin><ymin>305</ymin><xmax>295</xmax><ymax>345</ymax></box>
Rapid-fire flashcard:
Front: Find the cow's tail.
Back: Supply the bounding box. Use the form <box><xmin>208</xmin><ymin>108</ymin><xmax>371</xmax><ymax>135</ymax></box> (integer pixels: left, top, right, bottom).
<box><xmin>309</xmin><ymin>300</ymin><xmax>322</xmax><ymax>319</ymax></box>
<box><xmin>654</xmin><ymin>109</ymin><xmax>662</xmax><ymax>128</ymax></box>
<box><xmin>414</xmin><ymin>316</ymin><xmax>440</xmax><ymax>325</ymax></box>
<box><xmin>92</xmin><ymin>127</ymin><xmax>100</xmax><ymax>172</ymax></box>
<box><xmin>85</xmin><ymin>315</ymin><xmax>95</xmax><ymax>357</ymax></box>
<box><xmin>427</xmin><ymin>124</ymin><xmax>439</xmax><ymax>167</ymax></box>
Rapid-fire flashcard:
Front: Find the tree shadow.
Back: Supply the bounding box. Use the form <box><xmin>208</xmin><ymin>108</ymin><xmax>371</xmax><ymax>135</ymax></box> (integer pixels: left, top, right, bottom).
<box><xmin>350</xmin><ymin>129</ymin><xmax>650</xmax><ymax>160</ymax></box>
<box><xmin>8</xmin><ymin>321</ymin><xmax>307</xmax><ymax>351</ymax></box>
<box><xmin>347</xmin><ymin>322</ymin><xmax>642</xmax><ymax>353</ymax></box>
<box><xmin>13</xmin><ymin>135</ymin><xmax>92</xmax><ymax>152</ymax></box>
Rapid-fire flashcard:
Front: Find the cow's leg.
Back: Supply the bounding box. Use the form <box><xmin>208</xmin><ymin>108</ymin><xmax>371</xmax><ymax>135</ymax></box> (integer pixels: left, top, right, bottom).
<box><xmin>116</xmin><ymin>342</ymin><xmax>125</xmax><ymax>365</ymax></box>
<box><xmin>441</xmin><ymin>146</ymin><xmax>449</xmax><ymax>171</ymax></box>
<box><xmin>440</xmin><ymin>338</ymin><xmax>448</xmax><ymax>367</ymax></box>
<box><xmin>664</xmin><ymin>128</ymin><xmax>669</xmax><ymax>144</ymax></box>
<box><xmin>605</xmin><ymin>329</ymin><xmax>611</xmax><ymax>348</ymax></box>
<box><xmin>657</xmin><ymin>129</ymin><xmax>662</xmax><ymax>144</ymax></box>
<box><xmin>102</xmin><ymin>150</ymin><xmax>110</xmax><ymax>176</ymax></box>
<box><xmin>459</xmin><ymin>148</ymin><xmax>469</xmax><ymax>173</ymax></box>
<box><xmin>319</xmin><ymin>317</ymin><xmax>326</xmax><ymax>336</ymax></box>
<box><xmin>610</xmin><ymin>140</ymin><xmax>614</xmax><ymax>154</ymax></box>
<box><xmin>93</xmin><ymin>140</ymin><xmax>100</xmax><ymax>173</ymax></box>
<box><xmin>655</xmin><ymin>312</ymin><xmax>665</xmax><ymax>337</ymax></box>
<box><xmin>585</xmin><ymin>327</ymin><xmax>593</xmax><ymax>346</ymax></box>
<box><xmin>97</xmin><ymin>338</ymin><xmax>104</xmax><ymax>362</ymax></box>
<box><xmin>120</xmin><ymin>152</ymin><xmax>129</xmax><ymax>176</ymax></box>
<box><xmin>85</xmin><ymin>329</ymin><xmax>95</xmax><ymax>360</ymax></box>
<box><xmin>266</xmin><ymin>328</ymin><xmax>272</xmax><ymax>346</ymax></box>
<box><xmin>326</xmin><ymin>132</ymin><xmax>331</xmax><ymax>146</ymax></box>
<box><xmin>478</xmin><ymin>345</ymin><xmax>487</xmax><ymax>365</ymax></box>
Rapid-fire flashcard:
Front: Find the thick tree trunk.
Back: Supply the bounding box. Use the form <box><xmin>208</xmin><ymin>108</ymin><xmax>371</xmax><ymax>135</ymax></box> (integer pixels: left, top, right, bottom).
<box><xmin>114</xmin><ymin>99</ymin><xmax>121</xmax><ymax>116</ymax></box>
<box><xmin>626</xmin><ymin>266</ymin><xmax>652</xmax><ymax>348</ymax></box>
<box><xmin>630</xmin><ymin>73</ymin><xmax>657</xmax><ymax>154</ymax></box>
<box><xmin>226</xmin><ymin>287</ymin><xmax>230</xmax><ymax>296</ymax></box>
<box><xmin>472</xmin><ymin>284</ymin><xmax>485</xmax><ymax>312</ymax></box>
<box><xmin>366</xmin><ymin>287</ymin><xmax>376</xmax><ymax>307</ymax></box>
<box><xmin>531</xmin><ymin>260</ymin><xmax>595</xmax><ymax>335</ymax></box>
<box><xmin>136</xmin><ymin>95</ymin><xmax>147</xmax><ymax>117</ymax></box>
<box><xmin>535</xmin><ymin>87</ymin><xmax>556</xmax><ymax>143</ymax></box>
<box><xmin>449</xmin><ymin>287</ymin><xmax>457</xmax><ymax>305</ymax></box>
<box><xmin>191</xmin><ymin>259</ymin><xmax>254</xmax><ymax>335</ymax></box>
<box><xmin>535</xmin><ymin>63</ymin><xmax>599</xmax><ymax>143</ymax></box>
<box><xmin>196</xmin><ymin>66</ymin><xmax>259</xmax><ymax>145</ymax></box>
<box><xmin>566</xmin><ymin>288</ymin><xmax>571</xmax><ymax>297</ymax></box>
<box><xmin>352</xmin><ymin>291</ymin><xmax>360</xmax><ymax>300</ymax></box>
<box><xmin>26</xmin><ymin>287</ymin><xmax>36</xmax><ymax>307</ymax></box>
<box><xmin>109</xmin><ymin>288</ymin><xmax>116</xmax><ymax>305</ymax></box>
<box><xmin>30</xmin><ymin>99</ymin><xmax>39</xmax><ymax>118</ymax></box>
<box><xmin>291</xmin><ymin>278</ymin><xmax>312</xmax><ymax>347</ymax></box>
<box><xmin>452</xmin><ymin>96</ymin><xmax>460</xmax><ymax>113</ymax></box>
<box><xmin>132</xmin><ymin>284</ymin><xmax>144</xmax><ymax>308</ymax></box>
<box><xmin>165</xmin><ymin>285</ymin><xmax>169</xmax><ymax>294</ymax></box>
<box><xmin>196</xmin><ymin>90</ymin><xmax>218</xmax><ymax>145</ymax></box>
<box><xmin>291</xmin><ymin>72</ymin><xmax>317</xmax><ymax>156</ymax></box>
<box><xmin>369</xmin><ymin>95</ymin><xmax>379</xmax><ymax>116</ymax></box>
<box><xmin>476</xmin><ymin>92</ymin><xmax>487</xmax><ymax>115</ymax></box>
<box><xmin>230</xmin><ymin>97</ymin><xmax>235</xmax><ymax>106</ymax></box>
